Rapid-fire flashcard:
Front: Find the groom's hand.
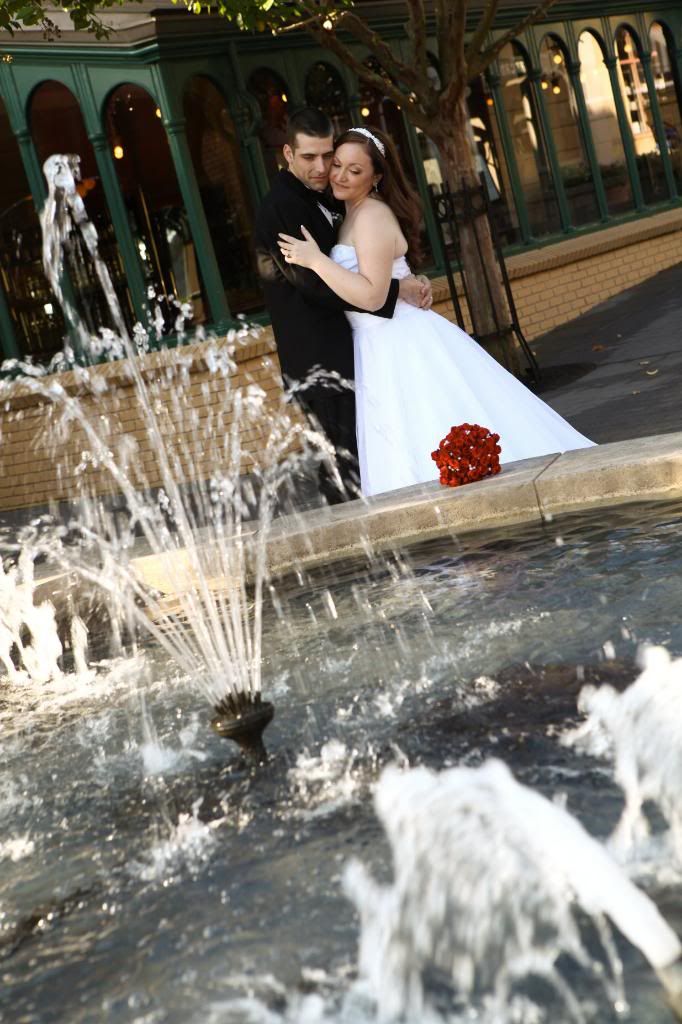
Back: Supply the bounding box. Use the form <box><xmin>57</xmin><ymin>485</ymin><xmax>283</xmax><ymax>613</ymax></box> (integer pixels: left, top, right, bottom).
<box><xmin>399</xmin><ymin>274</ymin><xmax>433</xmax><ymax>310</ymax></box>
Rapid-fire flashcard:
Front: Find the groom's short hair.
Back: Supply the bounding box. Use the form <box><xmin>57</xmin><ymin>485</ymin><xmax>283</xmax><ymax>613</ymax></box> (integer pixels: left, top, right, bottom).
<box><xmin>286</xmin><ymin>107</ymin><xmax>334</xmax><ymax>149</ymax></box>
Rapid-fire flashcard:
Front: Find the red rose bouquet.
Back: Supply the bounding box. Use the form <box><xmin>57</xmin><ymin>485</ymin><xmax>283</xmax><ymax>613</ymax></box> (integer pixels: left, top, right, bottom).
<box><xmin>431</xmin><ymin>423</ymin><xmax>501</xmax><ymax>487</ymax></box>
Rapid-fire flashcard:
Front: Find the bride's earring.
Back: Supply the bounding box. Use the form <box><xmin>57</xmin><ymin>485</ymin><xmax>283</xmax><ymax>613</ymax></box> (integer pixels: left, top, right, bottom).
<box><xmin>373</xmin><ymin>180</ymin><xmax>379</xmax><ymax>194</ymax></box>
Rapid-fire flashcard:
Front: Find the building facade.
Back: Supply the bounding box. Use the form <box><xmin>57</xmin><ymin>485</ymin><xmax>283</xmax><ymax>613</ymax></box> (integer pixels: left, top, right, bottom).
<box><xmin>0</xmin><ymin>0</ymin><xmax>681</xmax><ymax>360</ymax></box>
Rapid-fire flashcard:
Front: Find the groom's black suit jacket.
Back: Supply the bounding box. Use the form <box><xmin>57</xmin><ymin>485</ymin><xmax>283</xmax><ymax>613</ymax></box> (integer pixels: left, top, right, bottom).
<box><xmin>255</xmin><ymin>169</ymin><xmax>399</xmax><ymax>386</ymax></box>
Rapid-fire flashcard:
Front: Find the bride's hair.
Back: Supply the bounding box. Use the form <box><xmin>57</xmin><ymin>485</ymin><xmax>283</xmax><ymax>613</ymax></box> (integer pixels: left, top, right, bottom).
<box><xmin>334</xmin><ymin>127</ymin><xmax>423</xmax><ymax>266</ymax></box>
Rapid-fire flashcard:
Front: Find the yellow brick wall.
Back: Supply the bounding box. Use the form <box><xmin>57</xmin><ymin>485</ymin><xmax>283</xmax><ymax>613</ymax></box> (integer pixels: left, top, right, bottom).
<box><xmin>0</xmin><ymin>208</ymin><xmax>679</xmax><ymax>514</ymax></box>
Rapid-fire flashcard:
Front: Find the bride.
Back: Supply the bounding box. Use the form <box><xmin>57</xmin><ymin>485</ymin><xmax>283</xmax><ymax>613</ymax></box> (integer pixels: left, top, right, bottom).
<box><xmin>278</xmin><ymin>126</ymin><xmax>594</xmax><ymax>498</ymax></box>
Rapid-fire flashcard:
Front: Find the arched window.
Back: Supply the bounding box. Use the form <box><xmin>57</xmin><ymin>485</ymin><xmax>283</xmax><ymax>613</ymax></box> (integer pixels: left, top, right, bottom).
<box><xmin>0</xmin><ymin>95</ymin><xmax>66</xmax><ymax>359</ymax></box>
<box><xmin>304</xmin><ymin>62</ymin><xmax>351</xmax><ymax>134</ymax></box>
<box><xmin>30</xmin><ymin>80</ymin><xmax>135</xmax><ymax>341</ymax></box>
<box><xmin>649</xmin><ymin>21</ymin><xmax>682</xmax><ymax>190</ymax></box>
<box><xmin>248</xmin><ymin>67</ymin><xmax>289</xmax><ymax>179</ymax></box>
<box><xmin>539</xmin><ymin>35</ymin><xmax>600</xmax><ymax>227</ymax></box>
<box><xmin>184</xmin><ymin>76</ymin><xmax>261</xmax><ymax>314</ymax></box>
<box><xmin>615</xmin><ymin>25</ymin><xmax>667</xmax><ymax>202</ymax></box>
<box><xmin>497</xmin><ymin>42</ymin><xmax>561</xmax><ymax>237</ymax></box>
<box><xmin>577</xmin><ymin>31</ymin><xmax>634</xmax><ymax>214</ymax></box>
<box><xmin>105</xmin><ymin>83</ymin><xmax>209</xmax><ymax>333</ymax></box>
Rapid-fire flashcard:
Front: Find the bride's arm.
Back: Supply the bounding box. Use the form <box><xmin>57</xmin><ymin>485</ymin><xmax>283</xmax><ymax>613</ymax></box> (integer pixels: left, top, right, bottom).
<box><xmin>279</xmin><ymin>203</ymin><xmax>397</xmax><ymax>312</ymax></box>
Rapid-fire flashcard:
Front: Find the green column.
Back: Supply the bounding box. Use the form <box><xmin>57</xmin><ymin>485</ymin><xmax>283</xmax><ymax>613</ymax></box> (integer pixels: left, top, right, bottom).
<box><xmin>604</xmin><ymin>54</ymin><xmax>645</xmax><ymax>211</ymax></box>
<box><xmin>402</xmin><ymin>115</ymin><xmax>443</xmax><ymax>273</ymax></box>
<box><xmin>88</xmin><ymin>132</ymin><xmax>149</xmax><ymax>324</ymax></box>
<box><xmin>228</xmin><ymin>42</ymin><xmax>271</xmax><ymax>203</ymax></box>
<box><xmin>528</xmin><ymin>67</ymin><xmax>572</xmax><ymax>233</ymax></box>
<box><xmin>163</xmin><ymin>117</ymin><xmax>232</xmax><ymax>331</ymax></box>
<box><xmin>486</xmin><ymin>71</ymin><xmax>533</xmax><ymax>244</ymax></box>
<box><xmin>0</xmin><ymin>278</ymin><xmax>20</xmax><ymax>359</ymax></box>
<box><xmin>566</xmin><ymin>59</ymin><xmax>609</xmax><ymax>223</ymax></box>
<box><xmin>348</xmin><ymin>92</ymin><xmax>363</xmax><ymax>128</ymax></box>
<box><xmin>640</xmin><ymin>51</ymin><xmax>678</xmax><ymax>201</ymax></box>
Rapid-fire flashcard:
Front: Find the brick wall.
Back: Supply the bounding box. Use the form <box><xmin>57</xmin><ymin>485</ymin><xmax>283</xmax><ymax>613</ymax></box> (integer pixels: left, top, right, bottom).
<box><xmin>0</xmin><ymin>207</ymin><xmax>680</xmax><ymax>514</ymax></box>
<box><xmin>430</xmin><ymin>206</ymin><xmax>682</xmax><ymax>340</ymax></box>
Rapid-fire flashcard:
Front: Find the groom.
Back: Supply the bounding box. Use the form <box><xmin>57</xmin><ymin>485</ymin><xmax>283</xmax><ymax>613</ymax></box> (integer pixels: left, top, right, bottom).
<box><xmin>255</xmin><ymin>107</ymin><xmax>431</xmax><ymax>504</ymax></box>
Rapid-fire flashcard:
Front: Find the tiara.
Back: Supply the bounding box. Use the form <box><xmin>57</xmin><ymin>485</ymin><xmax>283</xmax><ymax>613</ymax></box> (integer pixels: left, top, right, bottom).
<box><xmin>348</xmin><ymin>127</ymin><xmax>386</xmax><ymax>156</ymax></box>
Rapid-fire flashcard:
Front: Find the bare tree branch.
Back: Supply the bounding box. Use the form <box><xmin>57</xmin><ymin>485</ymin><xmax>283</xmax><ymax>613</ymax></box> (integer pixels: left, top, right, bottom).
<box><xmin>436</xmin><ymin>0</ymin><xmax>468</xmax><ymax>114</ymax></box>
<box><xmin>465</xmin><ymin>0</ymin><xmax>500</xmax><ymax>69</ymax></box>
<box><xmin>470</xmin><ymin>0</ymin><xmax>559</xmax><ymax>76</ymax></box>
<box><xmin>298</xmin><ymin>12</ymin><xmax>430</xmax><ymax>125</ymax></box>
<box><xmin>336</xmin><ymin>10</ymin><xmax>423</xmax><ymax>91</ymax></box>
<box><xmin>435</xmin><ymin>0</ymin><xmax>452</xmax><ymax>85</ymax></box>
<box><xmin>404</xmin><ymin>0</ymin><xmax>428</xmax><ymax>86</ymax></box>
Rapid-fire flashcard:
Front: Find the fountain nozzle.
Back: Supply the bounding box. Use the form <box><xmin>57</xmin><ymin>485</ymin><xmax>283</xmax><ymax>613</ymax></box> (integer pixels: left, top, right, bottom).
<box><xmin>211</xmin><ymin>692</ymin><xmax>274</xmax><ymax>763</ymax></box>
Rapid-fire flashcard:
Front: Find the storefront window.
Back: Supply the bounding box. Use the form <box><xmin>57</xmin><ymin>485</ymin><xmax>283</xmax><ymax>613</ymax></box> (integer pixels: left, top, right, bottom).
<box><xmin>30</xmin><ymin>80</ymin><xmax>135</xmax><ymax>343</ymax></box>
<box><xmin>105</xmin><ymin>83</ymin><xmax>209</xmax><ymax>333</ymax></box>
<box><xmin>184</xmin><ymin>76</ymin><xmax>261</xmax><ymax>315</ymax></box>
<box><xmin>649</xmin><ymin>21</ymin><xmax>682</xmax><ymax>191</ymax></box>
<box><xmin>248</xmin><ymin>67</ymin><xmax>289</xmax><ymax>180</ymax></box>
<box><xmin>539</xmin><ymin>35</ymin><xmax>600</xmax><ymax>227</ymax></box>
<box><xmin>0</xmin><ymin>96</ymin><xmax>66</xmax><ymax>359</ymax></box>
<box><xmin>578</xmin><ymin>31</ymin><xmax>635</xmax><ymax>215</ymax></box>
<box><xmin>498</xmin><ymin>42</ymin><xmax>561</xmax><ymax>237</ymax></box>
<box><xmin>615</xmin><ymin>26</ymin><xmax>667</xmax><ymax>203</ymax></box>
<box><xmin>305</xmin><ymin>62</ymin><xmax>352</xmax><ymax>135</ymax></box>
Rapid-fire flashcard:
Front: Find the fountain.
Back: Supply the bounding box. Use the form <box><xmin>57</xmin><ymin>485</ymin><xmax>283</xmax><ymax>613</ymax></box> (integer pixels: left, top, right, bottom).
<box><xmin>3</xmin><ymin>153</ymin><xmax>682</xmax><ymax>1022</ymax></box>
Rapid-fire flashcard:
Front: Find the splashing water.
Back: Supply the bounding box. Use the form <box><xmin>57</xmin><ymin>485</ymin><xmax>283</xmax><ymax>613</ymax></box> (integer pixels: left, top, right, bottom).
<box><xmin>565</xmin><ymin>645</ymin><xmax>682</xmax><ymax>858</ymax></box>
<box><xmin>344</xmin><ymin>759</ymin><xmax>682</xmax><ymax>1022</ymax></box>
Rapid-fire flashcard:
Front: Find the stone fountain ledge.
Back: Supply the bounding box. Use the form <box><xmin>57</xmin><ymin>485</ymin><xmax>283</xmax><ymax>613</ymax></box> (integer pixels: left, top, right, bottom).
<box><xmin>30</xmin><ymin>431</ymin><xmax>682</xmax><ymax>615</ymax></box>
<box><xmin>125</xmin><ymin>431</ymin><xmax>682</xmax><ymax>598</ymax></box>
<box><xmin>260</xmin><ymin>432</ymin><xmax>682</xmax><ymax>577</ymax></box>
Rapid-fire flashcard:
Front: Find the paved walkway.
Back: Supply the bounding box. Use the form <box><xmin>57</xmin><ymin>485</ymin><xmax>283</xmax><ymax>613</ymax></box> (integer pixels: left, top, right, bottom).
<box><xmin>532</xmin><ymin>261</ymin><xmax>682</xmax><ymax>444</ymax></box>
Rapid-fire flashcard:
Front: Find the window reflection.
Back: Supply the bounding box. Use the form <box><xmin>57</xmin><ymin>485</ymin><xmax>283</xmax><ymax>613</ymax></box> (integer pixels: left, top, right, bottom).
<box><xmin>305</xmin><ymin>62</ymin><xmax>352</xmax><ymax>135</ymax></box>
<box><xmin>539</xmin><ymin>36</ymin><xmax>600</xmax><ymax>227</ymax></box>
<box><xmin>184</xmin><ymin>76</ymin><xmax>262</xmax><ymax>314</ymax></box>
<box><xmin>30</xmin><ymin>80</ymin><xmax>135</xmax><ymax>342</ymax></box>
<box><xmin>248</xmin><ymin>67</ymin><xmax>289</xmax><ymax>180</ymax></box>
<box><xmin>578</xmin><ymin>32</ymin><xmax>635</xmax><ymax>215</ymax></box>
<box><xmin>615</xmin><ymin>26</ymin><xmax>668</xmax><ymax>202</ymax></box>
<box><xmin>105</xmin><ymin>83</ymin><xmax>209</xmax><ymax>332</ymax></box>
<box><xmin>0</xmin><ymin>96</ymin><xmax>66</xmax><ymax>358</ymax></box>
<box><xmin>649</xmin><ymin>22</ymin><xmax>682</xmax><ymax>191</ymax></box>
<box><xmin>498</xmin><ymin>43</ymin><xmax>561</xmax><ymax>236</ymax></box>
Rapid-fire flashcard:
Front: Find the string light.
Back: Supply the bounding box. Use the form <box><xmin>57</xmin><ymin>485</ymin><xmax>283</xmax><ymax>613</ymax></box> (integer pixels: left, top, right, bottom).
<box><xmin>486</xmin><ymin>96</ymin><xmax>494</xmax><ymax>106</ymax></box>
<box><xmin>281</xmin><ymin>92</ymin><xmax>288</xmax><ymax>102</ymax></box>
<box><xmin>553</xmin><ymin>51</ymin><xmax>563</xmax><ymax>64</ymax></box>
<box><xmin>155</xmin><ymin>107</ymin><xmax>162</xmax><ymax>118</ymax></box>
<box><xmin>361</xmin><ymin>106</ymin><xmax>370</xmax><ymax>117</ymax></box>
<box><xmin>541</xmin><ymin>78</ymin><xmax>549</xmax><ymax>90</ymax></box>
<box><xmin>552</xmin><ymin>79</ymin><xmax>561</xmax><ymax>95</ymax></box>
<box><xmin>322</xmin><ymin>17</ymin><xmax>333</xmax><ymax>30</ymax></box>
<box><xmin>113</xmin><ymin>144</ymin><xmax>124</xmax><ymax>159</ymax></box>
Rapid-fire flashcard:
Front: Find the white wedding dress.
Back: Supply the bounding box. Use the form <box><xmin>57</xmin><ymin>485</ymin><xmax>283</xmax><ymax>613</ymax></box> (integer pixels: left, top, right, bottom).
<box><xmin>330</xmin><ymin>244</ymin><xmax>595</xmax><ymax>498</ymax></box>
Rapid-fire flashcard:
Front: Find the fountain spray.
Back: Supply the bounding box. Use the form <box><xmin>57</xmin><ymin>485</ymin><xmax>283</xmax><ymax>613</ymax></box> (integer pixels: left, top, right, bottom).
<box><xmin>36</xmin><ymin>152</ymin><xmax>293</xmax><ymax>761</ymax></box>
<box><xmin>346</xmin><ymin>759</ymin><xmax>682</xmax><ymax>1021</ymax></box>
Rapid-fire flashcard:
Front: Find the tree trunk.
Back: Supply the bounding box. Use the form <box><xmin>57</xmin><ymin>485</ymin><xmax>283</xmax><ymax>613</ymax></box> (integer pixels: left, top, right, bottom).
<box><xmin>429</xmin><ymin>93</ymin><xmax>522</xmax><ymax>377</ymax></box>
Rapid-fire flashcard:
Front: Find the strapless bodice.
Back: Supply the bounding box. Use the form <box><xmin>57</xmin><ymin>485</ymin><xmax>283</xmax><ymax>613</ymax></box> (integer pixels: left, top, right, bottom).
<box><xmin>330</xmin><ymin>243</ymin><xmax>411</xmax><ymax>280</ymax></box>
<box><xmin>330</xmin><ymin>243</ymin><xmax>412</xmax><ymax>332</ymax></box>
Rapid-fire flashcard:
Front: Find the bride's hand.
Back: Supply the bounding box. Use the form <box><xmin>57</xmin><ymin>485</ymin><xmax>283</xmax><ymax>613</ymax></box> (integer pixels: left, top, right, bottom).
<box><xmin>278</xmin><ymin>226</ymin><xmax>322</xmax><ymax>269</ymax></box>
